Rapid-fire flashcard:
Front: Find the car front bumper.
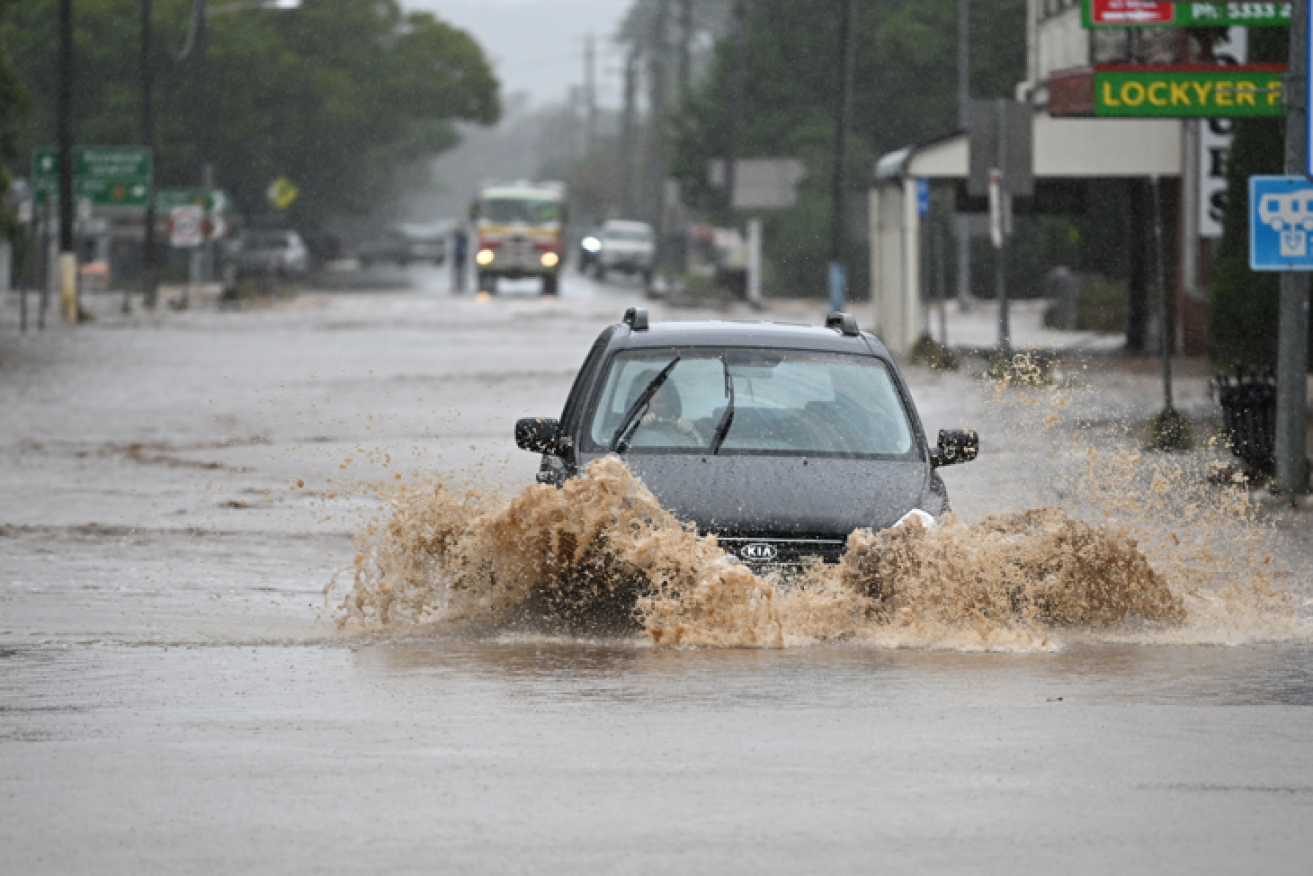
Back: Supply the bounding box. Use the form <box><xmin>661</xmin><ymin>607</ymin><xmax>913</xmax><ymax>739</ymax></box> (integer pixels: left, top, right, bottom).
<box><xmin>715</xmin><ymin>535</ymin><xmax>848</xmax><ymax>567</ymax></box>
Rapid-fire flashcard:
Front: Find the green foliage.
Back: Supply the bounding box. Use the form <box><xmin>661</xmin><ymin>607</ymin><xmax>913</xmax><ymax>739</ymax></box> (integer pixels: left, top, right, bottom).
<box><xmin>670</xmin><ymin>0</ymin><xmax>1027</xmax><ymax>295</ymax></box>
<box><xmin>1208</xmin><ymin>256</ymin><xmax>1281</xmax><ymax>366</ymax></box>
<box><xmin>1074</xmin><ymin>279</ymin><xmax>1129</xmax><ymax>333</ymax></box>
<box><xmin>2</xmin><ymin>0</ymin><xmax>498</xmax><ymax>225</ymax></box>
<box><xmin>1208</xmin><ymin>25</ymin><xmax>1310</xmax><ymax>369</ymax></box>
<box><xmin>1141</xmin><ymin>409</ymin><xmax>1195</xmax><ymax>453</ymax></box>
<box><xmin>908</xmin><ymin>334</ymin><xmax>959</xmax><ymax>371</ymax></box>
<box><xmin>0</xmin><ymin>0</ymin><xmax>30</xmax><ymax>243</ymax></box>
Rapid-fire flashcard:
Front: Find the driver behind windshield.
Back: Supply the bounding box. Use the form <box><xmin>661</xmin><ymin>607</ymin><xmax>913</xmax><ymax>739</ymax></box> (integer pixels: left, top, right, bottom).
<box><xmin>628</xmin><ymin>372</ymin><xmax>704</xmax><ymax>448</ymax></box>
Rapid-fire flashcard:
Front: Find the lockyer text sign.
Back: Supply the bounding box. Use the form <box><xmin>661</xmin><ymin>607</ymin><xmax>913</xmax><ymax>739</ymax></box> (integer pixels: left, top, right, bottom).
<box><xmin>1094</xmin><ymin>66</ymin><xmax>1286</xmax><ymax>117</ymax></box>
<box><xmin>1082</xmin><ymin>0</ymin><xmax>1291</xmax><ymax>28</ymax></box>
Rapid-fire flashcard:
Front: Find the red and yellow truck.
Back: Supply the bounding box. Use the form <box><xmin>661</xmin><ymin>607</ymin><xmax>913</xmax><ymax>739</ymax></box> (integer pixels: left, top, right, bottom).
<box><xmin>471</xmin><ymin>182</ymin><xmax>567</xmax><ymax>295</ymax></box>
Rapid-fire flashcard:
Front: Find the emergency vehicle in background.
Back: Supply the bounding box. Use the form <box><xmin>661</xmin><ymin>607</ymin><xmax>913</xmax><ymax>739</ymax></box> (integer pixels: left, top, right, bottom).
<box><xmin>470</xmin><ymin>182</ymin><xmax>567</xmax><ymax>295</ymax></box>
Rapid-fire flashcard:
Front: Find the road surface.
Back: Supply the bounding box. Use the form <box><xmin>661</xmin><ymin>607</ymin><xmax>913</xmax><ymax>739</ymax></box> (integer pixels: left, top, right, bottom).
<box><xmin>2</xmin><ymin>267</ymin><xmax>1310</xmax><ymax>874</ymax></box>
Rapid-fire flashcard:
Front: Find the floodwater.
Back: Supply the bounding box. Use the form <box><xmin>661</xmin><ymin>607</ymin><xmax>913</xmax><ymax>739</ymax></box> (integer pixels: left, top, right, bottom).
<box><xmin>2</xmin><ymin>279</ymin><xmax>1311</xmax><ymax>873</ymax></box>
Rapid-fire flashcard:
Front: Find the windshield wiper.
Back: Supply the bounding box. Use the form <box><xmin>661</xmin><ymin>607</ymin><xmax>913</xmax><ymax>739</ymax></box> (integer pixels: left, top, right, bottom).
<box><xmin>709</xmin><ymin>357</ymin><xmax>735</xmax><ymax>455</ymax></box>
<box><xmin>608</xmin><ymin>357</ymin><xmax>681</xmax><ymax>453</ymax></box>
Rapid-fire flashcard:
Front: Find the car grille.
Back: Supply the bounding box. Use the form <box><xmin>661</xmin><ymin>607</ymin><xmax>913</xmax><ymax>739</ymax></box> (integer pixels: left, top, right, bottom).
<box><xmin>715</xmin><ymin>536</ymin><xmax>848</xmax><ymax>566</ymax></box>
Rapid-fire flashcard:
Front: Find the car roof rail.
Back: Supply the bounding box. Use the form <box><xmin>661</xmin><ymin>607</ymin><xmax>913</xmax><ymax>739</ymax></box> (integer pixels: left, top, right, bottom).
<box><xmin>623</xmin><ymin>307</ymin><xmax>649</xmax><ymax>331</ymax></box>
<box><xmin>826</xmin><ymin>311</ymin><xmax>860</xmax><ymax>336</ymax></box>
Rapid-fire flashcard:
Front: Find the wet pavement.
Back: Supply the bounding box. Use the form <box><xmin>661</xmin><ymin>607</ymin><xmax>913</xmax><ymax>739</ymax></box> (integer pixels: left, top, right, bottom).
<box><xmin>2</xmin><ymin>268</ymin><xmax>1311</xmax><ymax>873</ymax></box>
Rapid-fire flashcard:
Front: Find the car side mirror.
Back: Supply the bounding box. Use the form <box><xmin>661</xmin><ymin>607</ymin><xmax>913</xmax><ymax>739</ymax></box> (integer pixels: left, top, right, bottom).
<box><xmin>931</xmin><ymin>429</ymin><xmax>978</xmax><ymax>468</ymax></box>
<box><xmin>516</xmin><ymin>417</ymin><xmax>569</xmax><ymax>455</ymax></box>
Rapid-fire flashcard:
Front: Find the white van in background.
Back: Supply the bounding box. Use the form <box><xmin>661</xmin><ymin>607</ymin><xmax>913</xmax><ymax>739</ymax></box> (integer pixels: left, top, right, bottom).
<box><xmin>594</xmin><ymin>220</ymin><xmax>656</xmax><ymax>287</ymax></box>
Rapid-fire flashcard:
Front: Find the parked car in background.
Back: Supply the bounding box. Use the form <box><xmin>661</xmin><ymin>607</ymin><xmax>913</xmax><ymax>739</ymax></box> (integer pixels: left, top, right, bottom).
<box><xmin>356</xmin><ymin>226</ymin><xmax>448</xmax><ymax>268</ymax></box>
<box><xmin>358</xmin><ymin>229</ymin><xmax>411</xmax><ymax>268</ymax></box>
<box><xmin>233</xmin><ymin>229</ymin><xmax>310</xmax><ymax>279</ymax></box>
<box><xmin>398</xmin><ymin>224</ymin><xmax>447</xmax><ymax>265</ymax></box>
<box><xmin>302</xmin><ymin>231</ymin><xmax>348</xmax><ymax>267</ymax></box>
<box><xmin>594</xmin><ymin>220</ymin><xmax>655</xmax><ymax>287</ymax></box>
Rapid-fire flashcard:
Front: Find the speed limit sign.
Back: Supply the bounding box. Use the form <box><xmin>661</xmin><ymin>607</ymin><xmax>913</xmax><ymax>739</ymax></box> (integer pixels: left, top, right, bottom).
<box><xmin>169</xmin><ymin>204</ymin><xmax>205</xmax><ymax>248</ymax></box>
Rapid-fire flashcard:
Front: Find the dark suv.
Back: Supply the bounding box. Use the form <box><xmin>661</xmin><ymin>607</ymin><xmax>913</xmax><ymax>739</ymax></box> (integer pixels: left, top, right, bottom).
<box><xmin>515</xmin><ymin>308</ymin><xmax>978</xmax><ymax>566</ymax></box>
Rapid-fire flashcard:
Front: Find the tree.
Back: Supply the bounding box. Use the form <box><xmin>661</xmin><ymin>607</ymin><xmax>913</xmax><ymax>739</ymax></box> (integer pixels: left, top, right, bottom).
<box><xmin>2</xmin><ymin>0</ymin><xmax>499</xmax><ymax>225</ymax></box>
<box><xmin>669</xmin><ymin>0</ymin><xmax>1027</xmax><ymax>294</ymax></box>
<box><xmin>1207</xmin><ymin>26</ymin><xmax>1309</xmax><ymax>369</ymax></box>
<box><xmin>0</xmin><ymin>0</ymin><xmax>30</xmax><ymax>243</ymax></box>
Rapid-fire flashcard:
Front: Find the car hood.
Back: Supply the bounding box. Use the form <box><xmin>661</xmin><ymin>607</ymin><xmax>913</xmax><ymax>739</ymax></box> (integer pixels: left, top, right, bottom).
<box><xmin>579</xmin><ymin>453</ymin><xmax>927</xmax><ymax>538</ymax></box>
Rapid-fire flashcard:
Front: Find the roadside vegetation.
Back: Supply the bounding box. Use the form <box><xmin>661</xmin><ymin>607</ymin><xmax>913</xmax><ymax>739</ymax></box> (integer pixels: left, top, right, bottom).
<box><xmin>1</xmin><ymin>0</ymin><xmax>500</xmax><ymax>229</ymax></box>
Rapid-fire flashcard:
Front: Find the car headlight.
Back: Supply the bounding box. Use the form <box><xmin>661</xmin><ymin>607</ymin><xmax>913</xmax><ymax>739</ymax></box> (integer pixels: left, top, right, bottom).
<box><xmin>581</xmin><ymin>236</ymin><xmax>601</xmax><ymax>253</ymax></box>
<box><xmin>475</xmin><ymin>249</ymin><xmax>495</xmax><ymax>266</ymax></box>
<box><xmin>894</xmin><ymin>509</ymin><xmax>938</xmax><ymax>529</ymax></box>
<box><xmin>540</xmin><ymin>252</ymin><xmax>559</xmax><ymax>267</ymax></box>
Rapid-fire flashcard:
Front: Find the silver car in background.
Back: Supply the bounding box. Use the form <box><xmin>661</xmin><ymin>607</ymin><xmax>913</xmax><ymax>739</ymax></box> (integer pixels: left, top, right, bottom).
<box><xmin>233</xmin><ymin>229</ymin><xmax>310</xmax><ymax>279</ymax></box>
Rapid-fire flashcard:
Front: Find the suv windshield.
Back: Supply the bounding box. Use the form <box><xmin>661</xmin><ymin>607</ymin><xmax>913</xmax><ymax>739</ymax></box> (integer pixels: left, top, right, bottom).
<box><xmin>586</xmin><ymin>349</ymin><xmax>914</xmax><ymax>457</ymax></box>
<box><xmin>481</xmin><ymin>197</ymin><xmax>561</xmax><ymax>225</ymax></box>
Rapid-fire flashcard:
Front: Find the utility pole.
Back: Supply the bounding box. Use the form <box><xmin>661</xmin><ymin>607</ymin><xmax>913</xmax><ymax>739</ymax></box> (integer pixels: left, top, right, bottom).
<box><xmin>956</xmin><ymin>0</ymin><xmax>972</xmax><ymax>311</ymax></box>
<box><xmin>645</xmin><ymin>0</ymin><xmax>669</xmax><ymax>230</ymax></box>
<box><xmin>678</xmin><ymin>0</ymin><xmax>693</xmax><ymax>97</ymax></box>
<box><xmin>1276</xmin><ymin>0</ymin><xmax>1310</xmax><ymax>497</ymax></box>
<box><xmin>722</xmin><ymin>0</ymin><xmax>747</xmax><ymax>227</ymax></box>
<box><xmin>828</xmin><ymin>0</ymin><xmax>855</xmax><ymax>313</ymax></box>
<box><xmin>192</xmin><ymin>0</ymin><xmax>209</xmax><ymax>186</ymax></box>
<box><xmin>141</xmin><ymin>0</ymin><xmax>158</xmax><ymax>309</ymax></box>
<box><xmin>957</xmin><ymin>0</ymin><xmax>969</xmax><ymax>129</ymax></box>
<box><xmin>584</xmin><ymin>34</ymin><xmax>596</xmax><ymax>154</ymax></box>
<box><xmin>621</xmin><ymin>45</ymin><xmax>638</xmax><ymax>218</ymax></box>
<box><xmin>57</xmin><ymin>0</ymin><xmax>77</xmax><ymax>324</ymax></box>
<box><xmin>1152</xmin><ymin>175</ymin><xmax>1174</xmax><ymax>413</ymax></box>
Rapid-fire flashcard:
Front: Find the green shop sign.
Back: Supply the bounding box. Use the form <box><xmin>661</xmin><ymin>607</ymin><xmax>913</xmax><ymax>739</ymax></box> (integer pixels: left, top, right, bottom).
<box><xmin>1082</xmin><ymin>0</ymin><xmax>1291</xmax><ymax>28</ymax></box>
<box><xmin>1094</xmin><ymin>66</ymin><xmax>1287</xmax><ymax>117</ymax></box>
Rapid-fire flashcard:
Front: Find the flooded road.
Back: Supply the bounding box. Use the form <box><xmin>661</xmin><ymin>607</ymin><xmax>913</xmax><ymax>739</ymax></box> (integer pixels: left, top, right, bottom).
<box><xmin>5</xmin><ymin>640</ymin><xmax>1312</xmax><ymax>873</ymax></box>
<box><xmin>2</xmin><ymin>276</ymin><xmax>1311</xmax><ymax>873</ymax></box>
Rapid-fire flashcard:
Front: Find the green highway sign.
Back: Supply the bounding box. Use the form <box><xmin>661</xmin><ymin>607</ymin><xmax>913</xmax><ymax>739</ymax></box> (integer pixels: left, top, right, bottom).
<box><xmin>1082</xmin><ymin>0</ymin><xmax>1291</xmax><ymax>28</ymax></box>
<box><xmin>155</xmin><ymin>188</ymin><xmax>230</xmax><ymax>214</ymax></box>
<box><xmin>1094</xmin><ymin>65</ymin><xmax>1287</xmax><ymax>116</ymax></box>
<box><xmin>32</xmin><ymin>146</ymin><xmax>153</xmax><ymax>206</ymax></box>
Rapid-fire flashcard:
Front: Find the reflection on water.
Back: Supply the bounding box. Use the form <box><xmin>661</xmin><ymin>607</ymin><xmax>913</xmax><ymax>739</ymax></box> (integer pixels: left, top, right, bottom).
<box><xmin>356</xmin><ymin>640</ymin><xmax>1313</xmax><ymax>708</ymax></box>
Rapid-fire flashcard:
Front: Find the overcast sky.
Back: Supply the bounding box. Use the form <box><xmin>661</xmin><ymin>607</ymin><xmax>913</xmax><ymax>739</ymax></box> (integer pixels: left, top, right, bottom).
<box><xmin>406</xmin><ymin>0</ymin><xmax>634</xmax><ymax>110</ymax></box>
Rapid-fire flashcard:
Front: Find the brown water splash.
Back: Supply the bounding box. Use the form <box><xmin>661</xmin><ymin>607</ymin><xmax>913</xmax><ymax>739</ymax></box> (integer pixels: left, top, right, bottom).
<box><xmin>333</xmin><ymin>451</ymin><xmax>1292</xmax><ymax>651</ymax></box>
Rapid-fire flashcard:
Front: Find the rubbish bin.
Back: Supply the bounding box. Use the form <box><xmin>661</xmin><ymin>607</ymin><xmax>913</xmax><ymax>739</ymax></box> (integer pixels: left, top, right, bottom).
<box><xmin>1211</xmin><ymin>369</ymin><xmax>1277</xmax><ymax>474</ymax></box>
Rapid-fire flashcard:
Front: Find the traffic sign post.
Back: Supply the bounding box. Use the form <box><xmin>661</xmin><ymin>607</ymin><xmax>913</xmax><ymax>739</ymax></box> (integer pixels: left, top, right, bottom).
<box><xmin>169</xmin><ymin>205</ymin><xmax>206</xmax><ymax>249</ymax></box>
<box><xmin>1250</xmin><ymin>176</ymin><xmax>1313</xmax><ymax>270</ymax></box>
<box><xmin>266</xmin><ymin>176</ymin><xmax>299</xmax><ymax>211</ymax></box>
<box><xmin>156</xmin><ymin>188</ymin><xmax>229</xmax><ymax>215</ymax></box>
<box><xmin>1274</xmin><ymin>0</ymin><xmax>1311</xmax><ymax>498</ymax></box>
<box><xmin>1307</xmin><ymin>0</ymin><xmax>1313</xmax><ymax>181</ymax></box>
<box><xmin>32</xmin><ymin>146</ymin><xmax>152</xmax><ymax>208</ymax></box>
<box><xmin>970</xmin><ymin>99</ymin><xmax>1031</xmax><ymax>353</ymax></box>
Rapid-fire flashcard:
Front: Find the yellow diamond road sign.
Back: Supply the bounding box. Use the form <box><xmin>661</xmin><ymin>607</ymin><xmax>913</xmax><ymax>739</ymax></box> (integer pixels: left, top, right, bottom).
<box><xmin>266</xmin><ymin>177</ymin><xmax>299</xmax><ymax>210</ymax></box>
